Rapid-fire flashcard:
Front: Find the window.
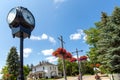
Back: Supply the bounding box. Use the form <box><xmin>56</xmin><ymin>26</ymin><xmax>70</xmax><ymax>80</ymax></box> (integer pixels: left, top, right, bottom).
<box><xmin>50</xmin><ymin>66</ymin><xmax>51</xmax><ymax>70</ymax></box>
<box><xmin>34</xmin><ymin>68</ymin><xmax>36</xmax><ymax>71</ymax></box>
<box><xmin>43</xmin><ymin>66</ymin><xmax>45</xmax><ymax>70</ymax></box>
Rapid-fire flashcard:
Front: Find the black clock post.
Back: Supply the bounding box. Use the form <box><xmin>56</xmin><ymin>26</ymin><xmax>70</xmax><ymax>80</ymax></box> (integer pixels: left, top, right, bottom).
<box><xmin>7</xmin><ymin>6</ymin><xmax>35</xmax><ymax>80</ymax></box>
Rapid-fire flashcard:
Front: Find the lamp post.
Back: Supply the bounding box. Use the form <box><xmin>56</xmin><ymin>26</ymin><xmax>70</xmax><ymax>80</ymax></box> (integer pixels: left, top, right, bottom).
<box><xmin>58</xmin><ymin>36</ymin><xmax>67</xmax><ymax>80</ymax></box>
<box><xmin>72</xmin><ymin>48</ymin><xmax>83</xmax><ymax>80</ymax></box>
<box><xmin>7</xmin><ymin>6</ymin><xmax>35</xmax><ymax>80</ymax></box>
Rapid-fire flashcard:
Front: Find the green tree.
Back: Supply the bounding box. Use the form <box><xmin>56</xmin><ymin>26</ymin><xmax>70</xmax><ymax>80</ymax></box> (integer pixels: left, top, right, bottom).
<box><xmin>84</xmin><ymin>28</ymin><xmax>100</xmax><ymax>74</ymax></box>
<box><xmin>85</xmin><ymin>7</ymin><xmax>120</xmax><ymax>74</ymax></box>
<box><xmin>6</xmin><ymin>47</ymin><xmax>20</xmax><ymax>79</ymax></box>
<box><xmin>1</xmin><ymin>47</ymin><xmax>32</xmax><ymax>80</ymax></box>
<box><xmin>58</xmin><ymin>58</ymin><xmax>78</xmax><ymax>76</ymax></box>
<box><xmin>106</xmin><ymin>7</ymin><xmax>120</xmax><ymax>73</ymax></box>
<box><xmin>80</xmin><ymin>61</ymin><xmax>94</xmax><ymax>75</ymax></box>
<box><xmin>96</xmin><ymin>7</ymin><xmax>120</xmax><ymax>73</ymax></box>
<box><xmin>58</xmin><ymin>58</ymin><xmax>94</xmax><ymax>76</ymax></box>
<box><xmin>1</xmin><ymin>66</ymin><xmax>9</xmax><ymax>80</ymax></box>
<box><xmin>24</xmin><ymin>65</ymin><xmax>32</xmax><ymax>79</ymax></box>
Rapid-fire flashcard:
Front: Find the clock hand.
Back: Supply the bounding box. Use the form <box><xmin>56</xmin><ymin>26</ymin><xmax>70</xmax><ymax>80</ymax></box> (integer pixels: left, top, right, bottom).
<box><xmin>27</xmin><ymin>15</ymin><xmax>32</xmax><ymax>24</ymax></box>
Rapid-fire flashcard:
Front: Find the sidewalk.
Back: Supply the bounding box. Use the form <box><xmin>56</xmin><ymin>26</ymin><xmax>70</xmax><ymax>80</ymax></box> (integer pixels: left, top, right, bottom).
<box><xmin>56</xmin><ymin>74</ymin><xmax>110</xmax><ymax>80</ymax></box>
<box><xmin>83</xmin><ymin>75</ymin><xmax>110</xmax><ymax>80</ymax></box>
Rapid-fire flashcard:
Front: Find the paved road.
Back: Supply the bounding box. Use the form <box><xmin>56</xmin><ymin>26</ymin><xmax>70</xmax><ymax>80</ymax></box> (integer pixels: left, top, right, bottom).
<box><xmin>56</xmin><ymin>75</ymin><xmax>110</xmax><ymax>80</ymax></box>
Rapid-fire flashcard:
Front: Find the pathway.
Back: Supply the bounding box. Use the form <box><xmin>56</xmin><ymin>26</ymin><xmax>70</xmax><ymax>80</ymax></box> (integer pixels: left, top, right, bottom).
<box><xmin>56</xmin><ymin>74</ymin><xmax>110</xmax><ymax>80</ymax></box>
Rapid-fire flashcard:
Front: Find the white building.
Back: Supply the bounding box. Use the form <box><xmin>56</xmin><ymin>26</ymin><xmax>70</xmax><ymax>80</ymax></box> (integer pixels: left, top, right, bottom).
<box><xmin>27</xmin><ymin>61</ymin><xmax>59</xmax><ymax>79</ymax></box>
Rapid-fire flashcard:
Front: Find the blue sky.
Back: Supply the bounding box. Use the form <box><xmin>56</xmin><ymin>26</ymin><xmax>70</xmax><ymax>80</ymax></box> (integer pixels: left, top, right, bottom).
<box><xmin>0</xmin><ymin>0</ymin><xmax>120</xmax><ymax>78</ymax></box>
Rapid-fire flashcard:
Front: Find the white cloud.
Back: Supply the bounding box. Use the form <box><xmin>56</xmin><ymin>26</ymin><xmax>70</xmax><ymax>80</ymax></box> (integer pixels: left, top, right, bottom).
<box><xmin>70</xmin><ymin>33</ymin><xmax>81</xmax><ymax>40</ymax></box>
<box><xmin>23</xmin><ymin>48</ymin><xmax>32</xmax><ymax>58</ymax></box>
<box><xmin>46</xmin><ymin>56</ymin><xmax>58</xmax><ymax>63</ymax></box>
<box><xmin>30</xmin><ymin>34</ymin><xmax>56</xmax><ymax>44</ymax></box>
<box><xmin>41</xmin><ymin>34</ymin><xmax>48</xmax><ymax>40</ymax></box>
<box><xmin>83</xmin><ymin>35</ymin><xmax>87</xmax><ymax>41</ymax></box>
<box><xmin>41</xmin><ymin>49</ymin><xmax>54</xmax><ymax>56</ymax></box>
<box><xmin>77</xmin><ymin>29</ymin><xmax>84</xmax><ymax>35</ymax></box>
<box><xmin>49</xmin><ymin>36</ymin><xmax>56</xmax><ymax>44</ymax></box>
<box><xmin>69</xmin><ymin>29</ymin><xmax>86</xmax><ymax>41</ymax></box>
<box><xmin>73</xmin><ymin>55</ymin><xmax>77</xmax><ymax>58</ymax></box>
<box><xmin>53</xmin><ymin>0</ymin><xmax>66</xmax><ymax>8</ymax></box>
<box><xmin>30</xmin><ymin>35</ymin><xmax>41</xmax><ymax>40</ymax></box>
<box><xmin>53</xmin><ymin>0</ymin><xmax>65</xmax><ymax>4</ymax></box>
<box><xmin>73</xmin><ymin>55</ymin><xmax>81</xmax><ymax>58</ymax></box>
<box><xmin>30</xmin><ymin>33</ymin><xmax>48</xmax><ymax>40</ymax></box>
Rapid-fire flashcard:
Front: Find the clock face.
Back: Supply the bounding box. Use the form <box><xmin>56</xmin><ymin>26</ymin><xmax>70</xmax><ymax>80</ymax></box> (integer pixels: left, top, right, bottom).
<box><xmin>22</xmin><ymin>9</ymin><xmax>35</xmax><ymax>26</ymax></box>
<box><xmin>7</xmin><ymin>8</ymin><xmax>17</xmax><ymax>24</ymax></box>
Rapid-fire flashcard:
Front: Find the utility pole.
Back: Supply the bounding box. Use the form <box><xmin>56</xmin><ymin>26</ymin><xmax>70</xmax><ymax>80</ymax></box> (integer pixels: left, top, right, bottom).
<box><xmin>72</xmin><ymin>48</ymin><xmax>83</xmax><ymax>80</ymax></box>
<box><xmin>58</xmin><ymin>36</ymin><xmax>67</xmax><ymax>80</ymax></box>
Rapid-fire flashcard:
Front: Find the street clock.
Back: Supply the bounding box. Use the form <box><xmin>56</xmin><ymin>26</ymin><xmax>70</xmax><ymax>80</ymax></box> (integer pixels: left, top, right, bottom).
<box><xmin>7</xmin><ymin>6</ymin><xmax>35</xmax><ymax>80</ymax></box>
<box><xmin>7</xmin><ymin>6</ymin><xmax>35</xmax><ymax>38</ymax></box>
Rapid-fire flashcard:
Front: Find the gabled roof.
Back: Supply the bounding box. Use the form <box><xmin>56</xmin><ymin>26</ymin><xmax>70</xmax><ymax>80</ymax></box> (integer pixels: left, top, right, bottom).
<box><xmin>33</xmin><ymin>61</ymin><xmax>57</xmax><ymax>68</ymax></box>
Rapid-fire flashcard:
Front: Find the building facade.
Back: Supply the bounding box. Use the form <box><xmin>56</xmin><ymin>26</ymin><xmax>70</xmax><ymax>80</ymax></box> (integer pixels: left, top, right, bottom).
<box><xmin>27</xmin><ymin>61</ymin><xmax>59</xmax><ymax>79</ymax></box>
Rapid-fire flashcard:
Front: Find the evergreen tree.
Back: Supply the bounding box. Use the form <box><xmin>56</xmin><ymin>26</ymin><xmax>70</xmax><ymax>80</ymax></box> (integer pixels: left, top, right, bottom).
<box><xmin>6</xmin><ymin>47</ymin><xmax>20</xmax><ymax>79</ymax></box>
<box><xmin>95</xmin><ymin>12</ymin><xmax>111</xmax><ymax>73</ymax></box>
<box><xmin>85</xmin><ymin>7</ymin><xmax>120</xmax><ymax>73</ymax></box>
<box><xmin>107</xmin><ymin>7</ymin><xmax>120</xmax><ymax>73</ymax></box>
<box><xmin>96</xmin><ymin>7</ymin><xmax>120</xmax><ymax>73</ymax></box>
